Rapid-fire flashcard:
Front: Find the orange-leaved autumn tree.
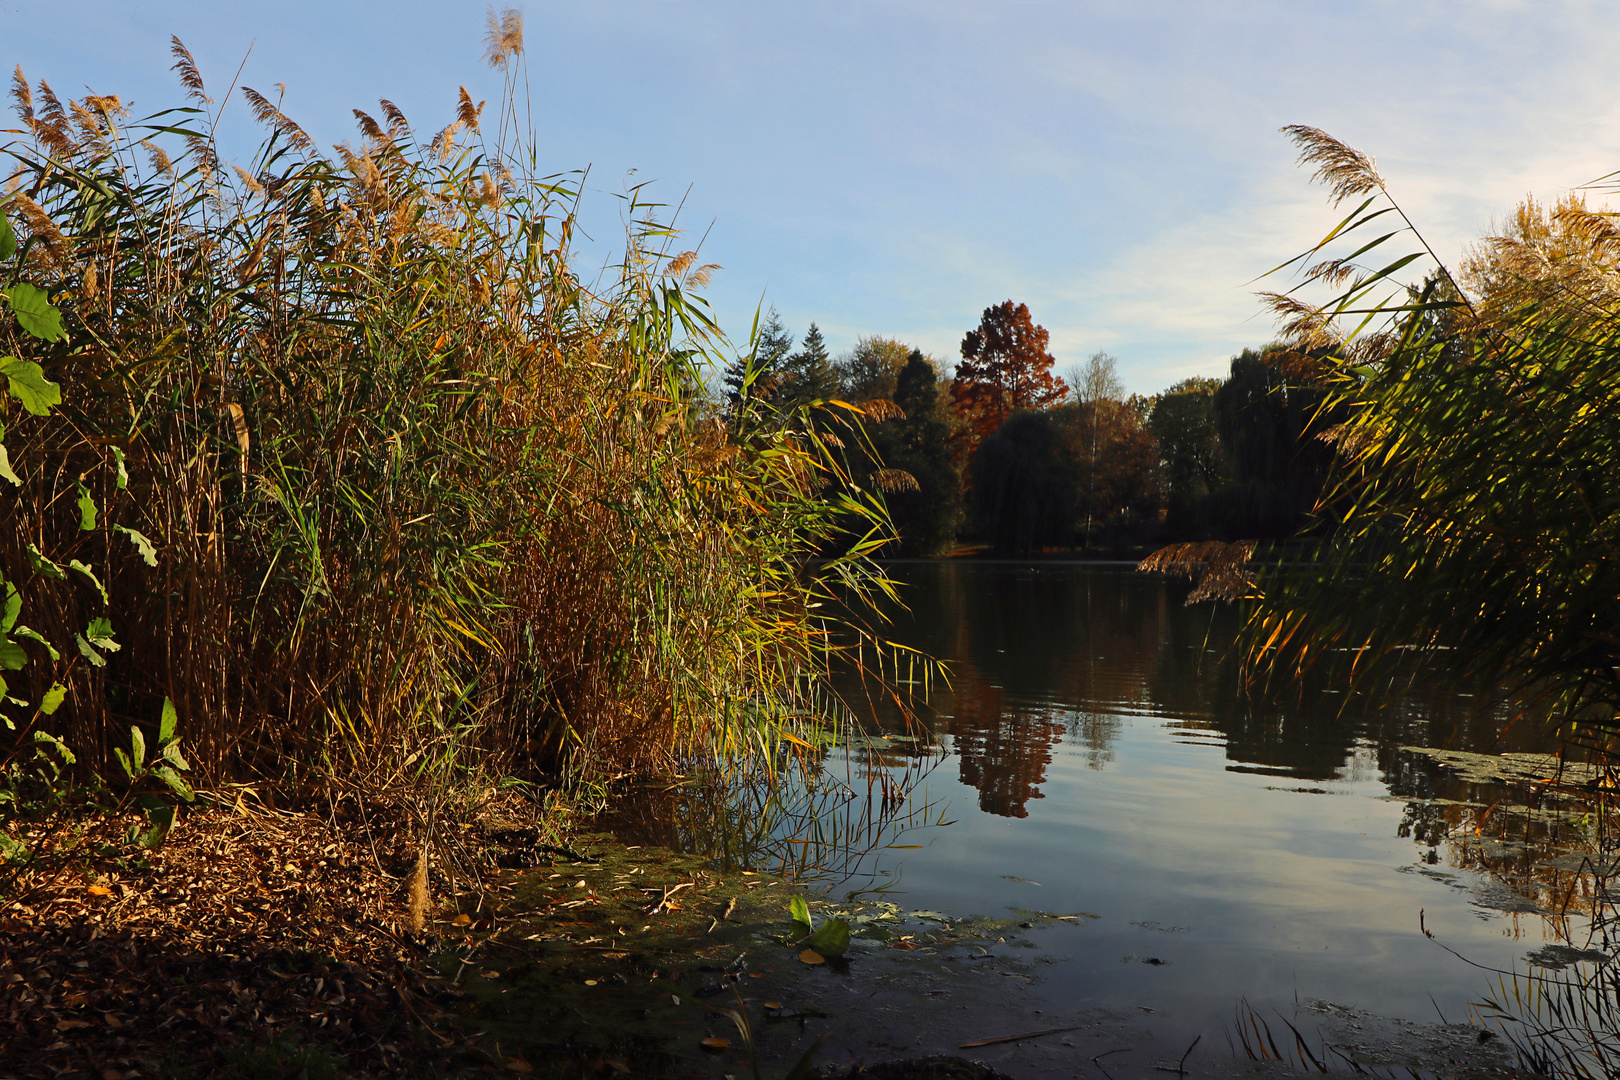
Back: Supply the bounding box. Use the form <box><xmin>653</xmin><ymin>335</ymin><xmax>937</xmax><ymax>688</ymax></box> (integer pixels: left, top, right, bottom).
<box><xmin>951</xmin><ymin>301</ymin><xmax>1068</xmax><ymax>459</ymax></box>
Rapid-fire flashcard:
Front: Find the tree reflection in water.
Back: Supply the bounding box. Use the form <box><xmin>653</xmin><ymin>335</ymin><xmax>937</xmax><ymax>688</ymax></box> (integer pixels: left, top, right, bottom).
<box><xmin>859</xmin><ymin>561</ymin><xmax>1563</xmax><ymax>824</ymax></box>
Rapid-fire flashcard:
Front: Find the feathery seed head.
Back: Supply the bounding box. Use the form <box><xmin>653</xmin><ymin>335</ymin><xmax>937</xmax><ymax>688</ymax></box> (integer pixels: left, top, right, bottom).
<box><xmin>483</xmin><ymin>6</ymin><xmax>525</xmax><ymax>69</ymax></box>
<box><xmin>1282</xmin><ymin>125</ymin><xmax>1384</xmax><ymax>206</ymax></box>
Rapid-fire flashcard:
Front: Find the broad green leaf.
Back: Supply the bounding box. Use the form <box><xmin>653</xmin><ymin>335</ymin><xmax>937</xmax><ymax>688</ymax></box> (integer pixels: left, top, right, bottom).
<box><xmin>0</xmin><ymin>211</ymin><xmax>14</xmax><ymax>261</ymax></box>
<box><xmin>68</xmin><ymin>560</ymin><xmax>108</xmax><ymax>603</ymax></box>
<box><xmin>159</xmin><ymin>696</ymin><xmax>177</xmax><ymax>744</ymax></box>
<box><xmin>112</xmin><ymin>445</ymin><xmax>128</xmax><ymax>489</ymax></box>
<box><xmin>790</xmin><ymin>894</ymin><xmax>811</xmax><ymax>930</ymax></box>
<box><xmin>153</xmin><ymin>765</ymin><xmax>194</xmax><ymax>802</ymax></box>
<box><xmin>114</xmin><ymin>525</ymin><xmax>158</xmax><ymax>566</ymax></box>
<box><xmin>33</xmin><ymin>730</ymin><xmax>74</xmax><ymax>764</ymax></box>
<box><xmin>6</xmin><ymin>282</ymin><xmax>65</xmax><ymax>341</ymax></box>
<box><xmin>0</xmin><ymin>444</ymin><xmax>19</xmax><ymax>486</ymax></box>
<box><xmin>0</xmin><ymin>356</ymin><xmax>62</xmax><ymax>415</ymax></box>
<box><xmin>162</xmin><ymin>740</ymin><xmax>189</xmax><ymax>771</ymax></box>
<box><xmin>807</xmin><ymin>917</ymin><xmax>850</xmax><ymax>958</ymax></box>
<box><xmin>0</xmin><ymin>638</ymin><xmax>24</xmax><ymax>670</ymax></box>
<box><xmin>137</xmin><ymin>797</ymin><xmax>174</xmax><ymax>850</ymax></box>
<box><xmin>113</xmin><ymin>746</ymin><xmax>134</xmax><ymax>779</ymax></box>
<box><xmin>85</xmin><ymin>616</ymin><xmax>118</xmax><ymax>652</ymax></box>
<box><xmin>74</xmin><ymin>633</ymin><xmax>106</xmax><ymax>667</ymax></box>
<box><xmin>130</xmin><ymin>724</ymin><xmax>147</xmax><ymax>770</ymax></box>
<box><xmin>76</xmin><ymin>484</ymin><xmax>97</xmax><ymax>531</ymax></box>
<box><xmin>13</xmin><ymin>627</ymin><xmax>59</xmax><ymax>662</ymax></box>
<box><xmin>38</xmin><ymin>682</ymin><xmax>67</xmax><ymax>715</ymax></box>
<box><xmin>26</xmin><ymin>545</ymin><xmax>65</xmax><ymax>579</ymax></box>
<box><xmin>1</xmin><ymin>581</ymin><xmax>17</xmax><ymax>633</ymax></box>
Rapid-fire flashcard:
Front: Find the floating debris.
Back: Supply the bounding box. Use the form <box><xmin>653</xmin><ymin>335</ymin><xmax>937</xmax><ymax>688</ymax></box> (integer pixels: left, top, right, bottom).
<box><xmin>1399</xmin><ymin>746</ymin><xmax>1603</xmax><ymax>789</ymax></box>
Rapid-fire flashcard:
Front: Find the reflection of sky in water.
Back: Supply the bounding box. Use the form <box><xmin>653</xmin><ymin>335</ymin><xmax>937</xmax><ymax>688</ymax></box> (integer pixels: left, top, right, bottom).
<box><xmin>832</xmin><ymin>562</ymin><xmax>1580</xmax><ymax>1043</ymax></box>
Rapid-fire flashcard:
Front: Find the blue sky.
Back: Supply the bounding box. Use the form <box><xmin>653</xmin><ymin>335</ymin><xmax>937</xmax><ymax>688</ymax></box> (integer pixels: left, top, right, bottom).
<box><xmin>7</xmin><ymin>1</ymin><xmax>1618</xmax><ymax>393</ymax></box>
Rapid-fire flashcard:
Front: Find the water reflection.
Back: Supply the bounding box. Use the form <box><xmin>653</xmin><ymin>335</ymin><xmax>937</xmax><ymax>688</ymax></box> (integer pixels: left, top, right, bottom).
<box><xmin>857</xmin><ymin>561</ymin><xmax>1560</xmax><ymax>815</ymax></box>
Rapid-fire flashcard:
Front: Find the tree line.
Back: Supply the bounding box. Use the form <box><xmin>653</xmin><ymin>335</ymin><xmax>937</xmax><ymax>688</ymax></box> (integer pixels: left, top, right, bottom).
<box><xmin>721</xmin><ymin>301</ymin><xmax>1338</xmax><ymax>557</ymax></box>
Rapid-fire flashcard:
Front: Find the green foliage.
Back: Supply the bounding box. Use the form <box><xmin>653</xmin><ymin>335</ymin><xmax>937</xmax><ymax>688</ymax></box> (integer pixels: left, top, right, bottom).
<box><xmin>0</xmin><ymin>202</ymin><xmax>109</xmax><ymax>740</ymax></box>
<box><xmin>970</xmin><ymin>411</ymin><xmax>1077</xmax><ymax>555</ymax></box>
<box><xmin>1205</xmin><ymin>349</ymin><xmax>1337</xmax><ymax>538</ymax></box>
<box><xmin>4</xmin><ymin>282</ymin><xmax>64</xmax><ymax>342</ymax></box>
<box><xmin>1149</xmin><ymin>376</ymin><xmax>1227</xmax><ymax>524</ymax></box>
<box><xmin>879</xmin><ymin>351</ymin><xmax>963</xmax><ymax>555</ymax></box>
<box><xmin>110</xmin><ymin>698</ymin><xmax>192</xmax><ymax>850</ymax></box>
<box><xmin>838</xmin><ymin>335</ymin><xmax>911</xmax><ymax>403</ymax></box>
<box><xmin>0</xmin><ymin>356</ymin><xmax>60</xmax><ymax>416</ymax></box>
<box><xmin>0</xmin><ymin>729</ymin><xmax>76</xmax><ymax>865</ymax></box>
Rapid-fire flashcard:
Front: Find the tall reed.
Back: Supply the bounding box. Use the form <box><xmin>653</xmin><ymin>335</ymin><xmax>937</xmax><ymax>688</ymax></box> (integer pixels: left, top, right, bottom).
<box><xmin>0</xmin><ymin>35</ymin><xmax>916</xmax><ymax>813</ymax></box>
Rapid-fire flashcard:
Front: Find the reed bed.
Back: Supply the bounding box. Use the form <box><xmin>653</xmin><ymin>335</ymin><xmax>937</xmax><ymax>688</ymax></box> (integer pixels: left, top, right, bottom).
<box><xmin>0</xmin><ymin>35</ymin><xmax>917</xmax><ymax>834</ymax></box>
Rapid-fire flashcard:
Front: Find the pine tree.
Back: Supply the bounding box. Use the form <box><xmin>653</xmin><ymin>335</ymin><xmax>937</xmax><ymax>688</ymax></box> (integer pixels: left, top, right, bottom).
<box><xmin>722</xmin><ymin>307</ymin><xmax>794</xmax><ymax>421</ymax></box>
<box><xmin>779</xmin><ymin>323</ymin><xmax>839</xmax><ymax>408</ymax></box>
<box><xmin>885</xmin><ymin>350</ymin><xmax>962</xmax><ymax>554</ymax></box>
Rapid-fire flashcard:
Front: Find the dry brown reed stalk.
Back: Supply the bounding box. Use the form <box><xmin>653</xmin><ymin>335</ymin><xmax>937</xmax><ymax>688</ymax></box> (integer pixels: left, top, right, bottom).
<box><xmin>0</xmin><ymin>47</ymin><xmax>924</xmax><ymax>843</ymax></box>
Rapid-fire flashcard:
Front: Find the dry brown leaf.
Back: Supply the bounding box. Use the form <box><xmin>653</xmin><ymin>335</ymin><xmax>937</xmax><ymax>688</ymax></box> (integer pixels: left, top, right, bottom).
<box><xmin>700</xmin><ymin>1037</ymin><xmax>730</xmax><ymax>1051</ymax></box>
<box><xmin>798</xmin><ymin>949</ymin><xmax>825</xmax><ymax>964</ymax></box>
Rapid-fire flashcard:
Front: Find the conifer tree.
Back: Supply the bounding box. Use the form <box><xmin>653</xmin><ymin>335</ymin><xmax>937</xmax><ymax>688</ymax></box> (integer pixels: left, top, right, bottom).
<box><xmin>780</xmin><ymin>323</ymin><xmax>839</xmax><ymax>408</ymax></box>
<box><xmin>722</xmin><ymin>307</ymin><xmax>794</xmax><ymax>420</ymax></box>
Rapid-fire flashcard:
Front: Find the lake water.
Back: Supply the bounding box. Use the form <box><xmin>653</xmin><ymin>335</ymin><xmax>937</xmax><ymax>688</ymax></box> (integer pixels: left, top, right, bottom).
<box><xmin>810</xmin><ymin>561</ymin><xmax>1591</xmax><ymax>1071</ymax></box>
<box><xmin>608</xmin><ymin>560</ymin><xmax>1600</xmax><ymax>1075</ymax></box>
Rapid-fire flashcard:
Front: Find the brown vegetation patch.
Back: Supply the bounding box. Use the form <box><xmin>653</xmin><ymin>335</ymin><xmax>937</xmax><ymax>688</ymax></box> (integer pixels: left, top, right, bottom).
<box><xmin>0</xmin><ymin>807</ymin><xmax>494</xmax><ymax>1078</ymax></box>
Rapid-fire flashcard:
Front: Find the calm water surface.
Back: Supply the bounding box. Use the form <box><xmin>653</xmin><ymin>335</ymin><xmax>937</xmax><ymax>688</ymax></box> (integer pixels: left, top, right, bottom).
<box><xmin>819</xmin><ymin>562</ymin><xmax>1580</xmax><ymax>1050</ymax></box>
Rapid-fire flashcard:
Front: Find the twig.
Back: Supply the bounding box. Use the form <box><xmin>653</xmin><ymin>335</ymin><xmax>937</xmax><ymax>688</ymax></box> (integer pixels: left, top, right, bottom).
<box><xmin>645</xmin><ymin>880</ymin><xmax>694</xmax><ymax>915</ymax></box>
<box><xmin>959</xmin><ymin>1025</ymin><xmax>1080</xmax><ymax>1049</ymax></box>
<box><xmin>1092</xmin><ymin>1047</ymin><xmax>1127</xmax><ymax>1080</ymax></box>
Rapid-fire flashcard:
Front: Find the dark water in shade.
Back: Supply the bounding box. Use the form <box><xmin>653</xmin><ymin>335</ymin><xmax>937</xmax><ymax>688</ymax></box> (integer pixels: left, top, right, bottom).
<box><xmin>813</xmin><ymin>561</ymin><xmax>1588</xmax><ymax>1058</ymax></box>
